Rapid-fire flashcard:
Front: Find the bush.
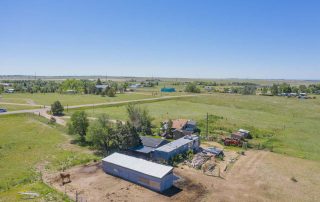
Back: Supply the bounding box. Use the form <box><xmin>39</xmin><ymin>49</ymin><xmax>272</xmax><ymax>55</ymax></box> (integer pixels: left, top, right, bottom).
<box><xmin>107</xmin><ymin>87</ymin><xmax>116</xmax><ymax>97</ymax></box>
<box><xmin>51</xmin><ymin>101</ymin><xmax>64</xmax><ymax>116</ymax></box>
<box><xmin>185</xmin><ymin>83</ymin><xmax>201</xmax><ymax>93</ymax></box>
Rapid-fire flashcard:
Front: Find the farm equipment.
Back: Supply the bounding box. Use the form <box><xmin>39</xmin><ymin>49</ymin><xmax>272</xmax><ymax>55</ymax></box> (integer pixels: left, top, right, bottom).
<box><xmin>223</xmin><ymin>137</ymin><xmax>243</xmax><ymax>147</ymax></box>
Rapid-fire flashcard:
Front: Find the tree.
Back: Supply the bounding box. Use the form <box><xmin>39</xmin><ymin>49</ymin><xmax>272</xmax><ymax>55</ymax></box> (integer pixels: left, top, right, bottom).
<box><xmin>68</xmin><ymin>111</ymin><xmax>89</xmax><ymax>142</ymax></box>
<box><xmin>271</xmin><ymin>84</ymin><xmax>279</xmax><ymax>95</ymax></box>
<box><xmin>299</xmin><ymin>85</ymin><xmax>307</xmax><ymax>93</ymax></box>
<box><xmin>261</xmin><ymin>87</ymin><xmax>268</xmax><ymax>95</ymax></box>
<box><xmin>279</xmin><ymin>83</ymin><xmax>292</xmax><ymax>93</ymax></box>
<box><xmin>96</xmin><ymin>78</ymin><xmax>102</xmax><ymax>85</ymax></box>
<box><xmin>51</xmin><ymin>101</ymin><xmax>64</xmax><ymax>116</ymax></box>
<box><xmin>291</xmin><ymin>86</ymin><xmax>299</xmax><ymax>93</ymax></box>
<box><xmin>127</xmin><ymin>104</ymin><xmax>153</xmax><ymax>135</ymax></box>
<box><xmin>107</xmin><ymin>87</ymin><xmax>116</xmax><ymax>97</ymax></box>
<box><xmin>87</xmin><ymin>114</ymin><xmax>116</xmax><ymax>154</ymax></box>
<box><xmin>0</xmin><ymin>85</ymin><xmax>4</xmax><ymax>94</ymax></box>
<box><xmin>242</xmin><ymin>86</ymin><xmax>256</xmax><ymax>95</ymax></box>
<box><xmin>114</xmin><ymin>121</ymin><xmax>141</xmax><ymax>150</ymax></box>
<box><xmin>185</xmin><ymin>83</ymin><xmax>201</xmax><ymax>93</ymax></box>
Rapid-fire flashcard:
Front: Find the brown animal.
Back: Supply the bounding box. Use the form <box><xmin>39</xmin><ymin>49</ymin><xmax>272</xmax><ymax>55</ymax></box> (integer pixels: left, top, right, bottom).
<box><xmin>60</xmin><ymin>172</ymin><xmax>71</xmax><ymax>185</ymax></box>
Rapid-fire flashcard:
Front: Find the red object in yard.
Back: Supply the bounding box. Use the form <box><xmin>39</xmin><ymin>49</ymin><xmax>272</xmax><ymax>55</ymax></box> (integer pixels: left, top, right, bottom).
<box><xmin>224</xmin><ymin>137</ymin><xmax>243</xmax><ymax>147</ymax></box>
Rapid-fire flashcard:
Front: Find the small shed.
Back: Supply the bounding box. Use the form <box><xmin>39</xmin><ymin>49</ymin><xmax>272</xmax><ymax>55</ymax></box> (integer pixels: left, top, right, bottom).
<box><xmin>102</xmin><ymin>153</ymin><xmax>174</xmax><ymax>192</ymax></box>
<box><xmin>238</xmin><ymin>129</ymin><xmax>250</xmax><ymax>138</ymax></box>
<box><xmin>161</xmin><ymin>87</ymin><xmax>176</xmax><ymax>92</ymax></box>
<box><xmin>153</xmin><ymin>135</ymin><xmax>200</xmax><ymax>161</ymax></box>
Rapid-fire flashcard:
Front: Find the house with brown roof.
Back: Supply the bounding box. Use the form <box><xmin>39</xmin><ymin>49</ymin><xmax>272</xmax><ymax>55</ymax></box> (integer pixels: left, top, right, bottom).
<box><xmin>172</xmin><ymin>119</ymin><xmax>188</xmax><ymax>130</ymax></box>
<box><xmin>161</xmin><ymin>119</ymin><xmax>198</xmax><ymax>139</ymax></box>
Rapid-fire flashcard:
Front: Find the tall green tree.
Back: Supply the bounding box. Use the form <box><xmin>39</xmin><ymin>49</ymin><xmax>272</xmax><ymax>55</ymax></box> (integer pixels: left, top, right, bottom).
<box><xmin>114</xmin><ymin>121</ymin><xmax>141</xmax><ymax>149</ymax></box>
<box><xmin>185</xmin><ymin>83</ymin><xmax>201</xmax><ymax>93</ymax></box>
<box><xmin>242</xmin><ymin>85</ymin><xmax>256</xmax><ymax>95</ymax></box>
<box><xmin>299</xmin><ymin>85</ymin><xmax>307</xmax><ymax>93</ymax></box>
<box><xmin>96</xmin><ymin>78</ymin><xmax>102</xmax><ymax>85</ymax></box>
<box><xmin>68</xmin><ymin>111</ymin><xmax>89</xmax><ymax>142</ymax></box>
<box><xmin>271</xmin><ymin>84</ymin><xmax>279</xmax><ymax>95</ymax></box>
<box><xmin>51</xmin><ymin>101</ymin><xmax>64</xmax><ymax>116</ymax></box>
<box><xmin>279</xmin><ymin>83</ymin><xmax>292</xmax><ymax>93</ymax></box>
<box><xmin>0</xmin><ymin>85</ymin><xmax>4</xmax><ymax>94</ymax></box>
<box><xmin>87</xmin><ymin>114</ymin><xmax>116</xmax><ymax>154</ymax></box>
<box><xmin>107</xmin><ymin>87</ymin><xmax>116</xmax><ymax>97</ymax></box>
<box><xmin>126</xmin><ymin>104</ymin><xmax>153</xmax><ymax>135</ymax></box>
<box><xmin>261</xmin><ymin>87</ymin><xmax>268</xmax><ymax>94</ymax></box>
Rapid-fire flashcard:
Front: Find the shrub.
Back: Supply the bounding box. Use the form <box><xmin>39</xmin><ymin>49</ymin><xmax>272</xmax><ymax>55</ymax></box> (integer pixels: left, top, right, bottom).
<box><xmin>51</xmin><ymin>101</ymin><xmax>64</xmax><ymax>116</ymax></box>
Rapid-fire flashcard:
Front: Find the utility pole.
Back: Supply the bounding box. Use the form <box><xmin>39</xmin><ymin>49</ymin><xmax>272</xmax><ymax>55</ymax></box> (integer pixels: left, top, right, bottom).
<box><xmin>206</xmin><ymin>112</ymin><xmax>209</xmax><ymax>139</ymax></box>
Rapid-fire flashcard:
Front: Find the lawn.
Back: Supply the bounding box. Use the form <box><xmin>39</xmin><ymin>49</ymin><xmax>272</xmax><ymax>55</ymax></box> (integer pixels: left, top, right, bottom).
<box><xmin>66</xmin><ymin>94</ymin><xmax>320</xmax><ymax>161</ymax></box>
<box><xmin>0</xmin><ymin>96</ymin><xmax>29</xmax><ymax>104</ymax></box>
<box><xmin>0</xmin><ymin>104</ymin><xmax>40</xmax><ymax>111</ymax></box>
<box><xmin>1</xmin><ymin>93</ymin><xmax>157</xmax><ymax>106</ymax></box>
<box><xmin>0</xmin><ymin>114</ymin><xmax>98</xmax><ymax>201</ymax></box>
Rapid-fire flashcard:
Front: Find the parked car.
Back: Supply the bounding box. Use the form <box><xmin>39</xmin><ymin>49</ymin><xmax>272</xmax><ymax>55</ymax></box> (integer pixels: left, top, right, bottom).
<box><xmin>0</xmin><ymin>108</ymin><xmax>7</xmax><ymax>113</ymax></box>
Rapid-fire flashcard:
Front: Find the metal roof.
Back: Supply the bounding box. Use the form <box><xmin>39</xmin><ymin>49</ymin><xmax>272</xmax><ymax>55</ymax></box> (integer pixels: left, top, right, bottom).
<box><xmin>140</xmin><ymin>136</ymin><xmax>169</xmax><ymax>148</ymax></box>
<box><xmin>95</xmin><ymin>84</ymin><xmax>109</xmax><ymax>89</ymax></box>
<box><xmin>131</xmin><ymin>145</ymin><xmax>155</xmax><ymax>154</ymax></box>
<box><xmin>187</xmin><ymin>120</ymin><xmax>196</xmax><ymax>126</ymax></box>
<box><xmin>155</xmin><ymin>135</ymin><xmax>199</xmax><ymax>153</ymax></box>
<box><xmin>102</xmin><ymin>153</ymin><xmax>173</xmax><ymax>178</ymax></box>
<box><xmin>238</xmin><ymin>129</ymin><xmax>250</xmax><ymax>134</ymax></box>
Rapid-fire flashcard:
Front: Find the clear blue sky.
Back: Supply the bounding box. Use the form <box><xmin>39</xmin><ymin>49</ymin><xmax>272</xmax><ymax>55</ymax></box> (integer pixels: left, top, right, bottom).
<box><xmin>0</xmin><ymin>0</ymin><xmax>319</xmax><ymax>79</ymax></box>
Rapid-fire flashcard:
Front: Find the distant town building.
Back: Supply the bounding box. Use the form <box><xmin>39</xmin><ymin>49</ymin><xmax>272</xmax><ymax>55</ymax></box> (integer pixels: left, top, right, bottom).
<box><xmin>160</xmin><ymin>87</ymin><xmax>176</xmax><ymax>93</ymax></box>
<box><xmin>204</xmin><ymin>86</ymin><xmax>213</xmax><ymax>91</ymax></box>
<box><xmin>95</xmin><ymin>84</ymin><xmax>109</xmax><ymax>90</ymax></box>
<box><xmin>129</xmin><ymin>84</ymin><xmax>142</xmax><ymax>88</ymax></box>
<box><xmin>65</xmin><ymin>89</ymin><xmax>76</xmax><ymax>94</ymax></box>
<box><xmin>5</xmin><ymin>89</ymin><xmax>15</xmax><ymax>93</ymax></box>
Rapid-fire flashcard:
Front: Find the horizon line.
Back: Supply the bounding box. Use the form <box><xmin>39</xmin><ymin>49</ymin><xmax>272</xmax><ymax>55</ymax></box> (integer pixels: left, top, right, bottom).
<box><xmin>0</xmin><ymin>74</ymin><xmax>319</xmax><ymax>81</ymax></box>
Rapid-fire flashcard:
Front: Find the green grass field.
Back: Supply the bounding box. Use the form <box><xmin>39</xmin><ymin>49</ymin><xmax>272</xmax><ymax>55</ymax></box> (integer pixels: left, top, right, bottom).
<box><xmin>0</xmin><ymin>97</ymin><xmax>29</xmax><ymax>104</ymax></box>
<box><xmin>67</xmin><ymin>94</ymin><xmax>320</xmax><ymax>161</ymax></box>
<box><xmin>0</xmin><ymin>114</ymin><xmax>98</xmax><ymax>201</ymax></box>
<box><xmin>1</xmin><ymin>93</ymin><xmax>157</xmax><ymax>106</ymax></box>
<box><xmin>0</xmin><ymin>104</ymin><xmax>40</xmax><ymax>111</ymax></box>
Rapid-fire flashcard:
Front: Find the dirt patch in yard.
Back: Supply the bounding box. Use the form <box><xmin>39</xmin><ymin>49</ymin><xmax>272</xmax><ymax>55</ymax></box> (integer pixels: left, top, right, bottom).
<box><xmin>43</xmin><ymin>150</ymin><xmax>320</xmax><ymax>202</ymax></box>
